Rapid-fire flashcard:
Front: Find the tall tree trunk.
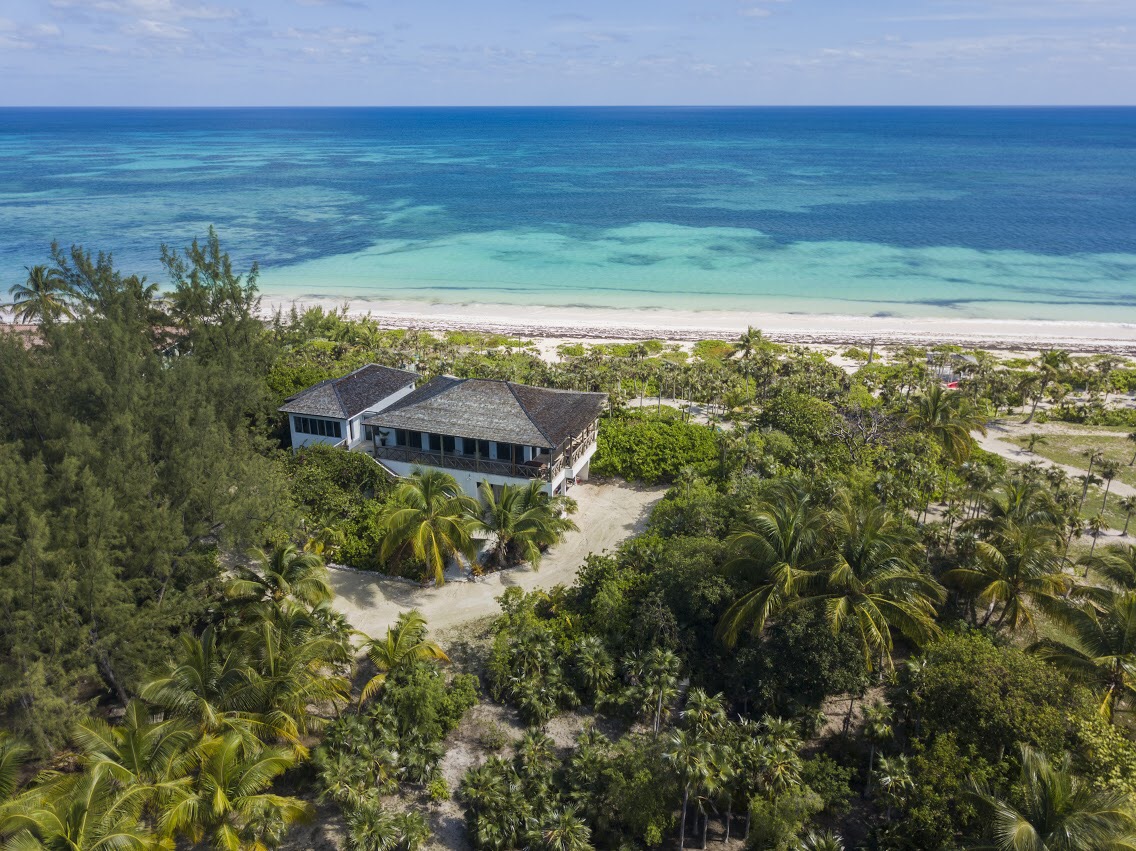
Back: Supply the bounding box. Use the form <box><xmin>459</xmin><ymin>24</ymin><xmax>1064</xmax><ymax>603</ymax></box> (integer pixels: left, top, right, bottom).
<box><xmin>679</xmin><ymin>787</ymin><xmax>689</xmax><ymax>849</ymax></box>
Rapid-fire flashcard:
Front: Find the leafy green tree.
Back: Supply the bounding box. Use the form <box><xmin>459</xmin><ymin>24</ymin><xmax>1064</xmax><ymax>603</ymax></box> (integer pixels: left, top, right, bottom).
<box><xmin>379</xmin><ymin>469</ymin><xmax>479</xmax><ymax>585</ymax></box>
<box><xmin>899</xmin><ymin>632</ymin><xmax>1087</xmax><ymax>764</ymax></box>
<box><xmin>972</xmin><ymin>744</ymin><xmax>1136</xmax><ymax>851</ymax></box>
<box><xmin>360</xmin><ymin>610</ymin><xmax>449</xmax><ymax>704</ymax></box>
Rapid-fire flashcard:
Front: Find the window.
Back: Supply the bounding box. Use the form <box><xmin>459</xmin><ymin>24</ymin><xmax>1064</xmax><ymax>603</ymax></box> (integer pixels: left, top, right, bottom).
<box><xmin>364</xmin><ymin>424</ymin><xmax>375</xmax><ymax>442</ymax></box>
<box><xmin>495</xmin><ymin>442</ymin><xmax>512</xmax><ymax>461</ymax></box>
<box><xmin>428</xmin><ymin>433</ymin><xmax>441</xmax><ymax>452</ymax></box>
<box><xmin>395</xmin><ymin>429</ymin><xmax>408</xmax><ymax>447</ymax></box>
<box><xmin>459</xmin><ymin>437</ymin><xmax>477</xmax><ymax>457</ymax></box>
<box><xmin>408</xmin><ymin>430</ymin><xmax>422</xmax><ymax>450</ymax></box>
<box><xmin>293</xmin><ymin>416</ymin><xmax>342</xmax><ymax>438</ymax></box>
<box><xmin>442</xmin><ymin>435</ymin><xmax>456</xmax><ymax>453</ymax></box>
<box><xmin>478</xmin><ymin>440</ymin><xmax>491</xmax><ymax>458</ymax></box>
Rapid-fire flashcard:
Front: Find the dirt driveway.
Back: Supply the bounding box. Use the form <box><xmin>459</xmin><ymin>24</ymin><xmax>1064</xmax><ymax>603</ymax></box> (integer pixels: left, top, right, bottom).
<box><xmin>329</xmin><ymin>480</ymin><xmax>665</xmax><ymax>638</ymax></box>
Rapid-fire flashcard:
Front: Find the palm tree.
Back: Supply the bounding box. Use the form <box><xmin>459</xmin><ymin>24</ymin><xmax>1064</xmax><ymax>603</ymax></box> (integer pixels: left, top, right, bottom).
<box><xmin>944</xmin><ymin>521</ymin><xmax>1069</xmax><ymax>633</ymax></box>
<box><xmin>863</xmin><ymin>701</ymin><xmax>893</xmax><ymax>795</ymax></box>
<box><xmin>0</xmin><ymin>734</ymin><xmax>31</xmax><ymax>840</ymax></box>
<box><xmin>807</xmin><ymin>498</ymin><xmax>944</xmax><ymax>668</ymax></box>
<box><xmin>228</xmin><ymin>543</ymin><xmax>333</xmax><ymax>609</ymax></box>
<box><xmin>1126</xmin><ymin>432</ymin><xmax>1136</xmax><ymax>466</ymax></box>
<box><xmin>475</xmin><ymin>479</ymin><xmax>577</xmax><ymax>570</ymax></box>
<box><xmin>734</xmin><ymin>326</ymin><xmax>764</xmax><ymax>399</ymax></box>
<box><xmin>970</xmin><ymin>475</ymin><xmax>1062</xmax><ymax>537</ymax></box>
<box><xmin>71</xmin><ymin>701</ymin><xmax>196</xmax><ymax>821</ymax></box>
<box><xmin>1117</xmin><ymin>497</ymin><xmax>1136</xmax><ymax>538</ymax></box>
<box><xmin>1027</xmin><ymin>432</ymin><xmax>1048</xmax><ymax>454</ymax></box>
<box><xmin>538</xmin><ymin>807</ymin><xmax>593</xmax><ymax>851</ymax></box>
<box><xmin>161</xmin><ymin>732</ymin><xmax>313</xmax><ymax>850</ymax></box>
<box><xmin>571</xmin><ymin>636</ymin><xmax>614</xmax><ymax>703</ymax></box>
<box><xmin>5</xmin><ymin>264</ymin><xmax>75</xmax><ymax>324</ymax></box>
<box><xmin>140</xmin><ymin>626</ymin><xmax>264</xmax><ymax>742</ymax></box>
<box><xmin>716</xmin><ymin>482</ymin><xmax>829</xmax><ymax>646</ymax></box>
<box><xmin>1022</xmin><ymin>349</ymin><xmax>1071</xmax><ymax>424</ymax></box>
<box><xmin>874</xmin><ymin>754</ymin><xmax>914</xmax><ymax>823</ymax></box>
<box><xmin>379</xmin><ymin>469</ymin><xmax>479</xmax><ymax>585</ymax></box>
<box><xmin>906</xmin><ymin>384</ymin><xmax>987</xmax><ymax>467</ymax></box>
<box><xmin>625</xmin><ymin>648</ymin><xmax>681</xmax><ymax>734</ymax></box>
<box><xmin>1097</xmin><ymin>460</ymin><xmax>1122</xmax><ymax>516</ymax></box>
<box><xmin>796</xmin><ymin>831</ymin><xmax>846</xmax><ymax>851</ymax></box>
<box><xmin>4</xmin><ymin>768</ymin><xmax>156</xmax><ymax>850</ymax></box>
<box><xmin>1087</xmin><ymin>514</ymin><xmax>1109</xmax><ymax>559</ymax></box>
<box><xmin>1033</xmin><ymin>591</ymin><xmax>1136</xmax><ymax>723</ymax></box>
<box><xmin>663</xmin><ymin>729</ymin><xmax>710</xmax><ymax>850</ymax></box>
<box><xmin>973</xmin><ymin>744</ymin><xmax>1136</xmax><ymax>850</ymax></box>
<box><xmin>359</xmin><ymin>609</ymin><xmax>449</xmax><ymax>704</ymax></box>
<box><xmin>238</xmin><ymin>605</ymin><xmax>352</xmax><ymax>746</ymax></box>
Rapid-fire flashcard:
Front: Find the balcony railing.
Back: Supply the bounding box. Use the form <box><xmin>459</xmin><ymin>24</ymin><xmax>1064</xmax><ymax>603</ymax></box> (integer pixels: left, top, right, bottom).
<box><xmin>366</xmin><ymin>445</ymin><xmax>562</xmax><ymax>481</ymax></box>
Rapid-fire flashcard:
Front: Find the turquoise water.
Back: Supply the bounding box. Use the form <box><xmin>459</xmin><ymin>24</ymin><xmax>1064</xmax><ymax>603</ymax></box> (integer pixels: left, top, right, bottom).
<box><xmin>2</xmin><ymin>107</ymin><xmax>1134</xmax><ymax>322</ymax></box>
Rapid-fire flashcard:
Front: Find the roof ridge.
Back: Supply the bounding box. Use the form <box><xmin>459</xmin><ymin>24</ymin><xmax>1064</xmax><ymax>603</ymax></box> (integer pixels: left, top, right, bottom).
<box><xmin>507</xmin><ymin>381</ymin><xmax>555</xmax><ymax>445</ymax></box>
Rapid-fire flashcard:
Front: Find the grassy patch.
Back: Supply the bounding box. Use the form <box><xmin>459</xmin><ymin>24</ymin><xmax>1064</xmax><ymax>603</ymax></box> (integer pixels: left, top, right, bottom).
<box><xmin>1010</xmin><ymin>430</ymin><xmax>1136</xmax><ymax>490</ymax></box>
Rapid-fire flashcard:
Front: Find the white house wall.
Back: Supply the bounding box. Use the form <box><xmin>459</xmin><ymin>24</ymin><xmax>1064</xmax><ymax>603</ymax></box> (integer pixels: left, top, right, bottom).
<box><xmin>379</xmin><ymin>458</ymin><xmax>555</xmax><ymax>499</ymax></box>
<box><xmin>289</xmin><ymin>419</ymin><xmax>347</xmax><ymax>450</ymax></box>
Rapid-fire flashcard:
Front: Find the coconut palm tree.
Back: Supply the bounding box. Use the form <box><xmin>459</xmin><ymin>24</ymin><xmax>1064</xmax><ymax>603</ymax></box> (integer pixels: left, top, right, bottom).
<box><xmin>972</xmin><ymin>744</ymin><xmax>1136</xmax><ymax>850</ymax></box>
<box><xmin>71</xmin><ymin>701</ymin><xmax>196</xmax><ymax>822</ymax></box>
<box><xmin>1033</xmin><ymin>590</ymin><xmax>1136</xmax><ymax>723</ymax></box>
<box><xmin>944</xmin><ymin>521</ymin><xmax>1070</xmax><ymax>633</ymax></box>
<box><xmin>379</xmin><ymin>469</ymin><xmax>479</xmax><ymax>585</ymax></box>
<box><xmin>161</xmin><ymin>732</ymin><xmax>313</xmax><ymax>850</ymax></box>
<box><xmin>140</xmin><ymin>626</ymin><xmax>264</xmax><ymax>743</ymax></box>
<box><xmin>716</xmin><ymin>482</ymin><xmax>830</xmax><ymax>646</ymax></box>
<box><xmin>1096</xmin><ymin>460</ymin><xmax>1122</xmax><ymax>516</ymax></box>
<box><xmin>228</xmin><ymin>543</ymin><xmax>333</xmax><ymax>609</ymax></box>
<box><xmin>0</xmin><ymin>734</ymin><xmax>31</xmax><ymax>840</ymax></box>
<box><xmin>796</xmin><ymin>831</ymin><xmax>846</xmax><ymax>851</ymax></box>
<box><xmin>475</xmin><ymin>480</ymin><xmax>577</xmax><ymax>570</ymax></box>
<box><xmin>1127</xmin><ymin>432</ymin><xmax>1136</xmax><ymax>466</ymax></box>
<box><xmin>4</xmin><ymin>768</ymin><xmax>156</xmax><ymax>851</ymax></box>
<box><xmin>237</xmin><ymin>605</ymin><xmax>352</xmax><ymax>746</ymax></box>
<box><xmin>905</xmin><ymin>384</ymin><xmax>987</xmax><ymax>467</ymax></box>
<box><xmin>1117</xmin><ymin>497</ymin><xmax>1136</xmax><ymax>538</ymax></box>
<box><xmin>1022</xmin><ymin>349</ymin><xmax>1071</xmax><ymax>424</ymax></box>
<box><xmin>5</xmin><ymin>265</ymin><xmax>76</xmax><ymax>324</ymax></box>
<box><xmin>1087</xmin><ymin>514</ymin><xmax>1109</xmax><ymax>560</ymax></box>
<box><xmin>970</xmin><ymin>475</ymin><xmax>1062</xmax><ymax>538</ymax></box>
<box><xmin>806</xmin><ymin>498</ymin><xmax>944</xmax><ymax>668</ymax></box>
<box><xmin>359</xmin><ymin>610</ymin><xmax>449</xmax><ymax>704</ymax></box>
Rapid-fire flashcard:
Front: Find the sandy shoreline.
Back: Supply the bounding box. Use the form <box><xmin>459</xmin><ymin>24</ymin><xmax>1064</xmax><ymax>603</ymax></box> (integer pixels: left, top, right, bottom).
<box><xmin>261</xmin><ymin>294</ymin><xmax>1136</xmax><ymax>355</ymax></box>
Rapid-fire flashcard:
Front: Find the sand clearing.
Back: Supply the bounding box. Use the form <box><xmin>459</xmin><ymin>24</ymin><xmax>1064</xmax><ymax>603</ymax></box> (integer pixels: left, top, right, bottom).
<box><xmin>329</xmin><ymin>480</ymin><xmax>666</xmax><ymax>639</ymax></box>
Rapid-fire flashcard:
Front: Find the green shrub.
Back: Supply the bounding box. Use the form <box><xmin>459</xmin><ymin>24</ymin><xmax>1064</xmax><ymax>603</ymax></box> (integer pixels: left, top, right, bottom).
<box><xmin>591</xmin><ymin>415</ymin><xmax>719</xmax><ymax>483</ymax></box>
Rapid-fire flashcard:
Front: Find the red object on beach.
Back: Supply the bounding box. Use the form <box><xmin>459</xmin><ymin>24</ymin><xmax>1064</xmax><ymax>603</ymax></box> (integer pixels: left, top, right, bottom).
<box><xmin>944</xmin><ymin>381</ymin><xmax>960</xmax><ymax>389</ymax></box>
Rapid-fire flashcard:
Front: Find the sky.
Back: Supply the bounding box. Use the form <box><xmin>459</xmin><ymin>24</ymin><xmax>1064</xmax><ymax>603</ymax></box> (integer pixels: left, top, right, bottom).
<box><xmin>0</xmin><ymin>0</ymin><xmax>1133</xmax><ymax>106</ymax></box>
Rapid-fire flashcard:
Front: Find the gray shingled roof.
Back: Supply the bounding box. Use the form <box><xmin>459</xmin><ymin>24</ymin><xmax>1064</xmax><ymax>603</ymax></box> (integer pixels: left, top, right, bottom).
<box><xmin>279</xmin><ymin>364</ymin><xmax>418</xmax><ymax>419</ymax></box>
<box><xmin>364</xmin><ymin>378</ymin><xmax>606</xmax><ymax>448</ymax></box>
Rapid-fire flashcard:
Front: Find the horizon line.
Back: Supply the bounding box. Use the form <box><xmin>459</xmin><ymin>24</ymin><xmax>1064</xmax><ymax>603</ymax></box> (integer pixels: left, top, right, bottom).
<box><xmin>2</xmin><ymin>103</ymin><xmax>1136</xmax><ymax>110</ymax></box>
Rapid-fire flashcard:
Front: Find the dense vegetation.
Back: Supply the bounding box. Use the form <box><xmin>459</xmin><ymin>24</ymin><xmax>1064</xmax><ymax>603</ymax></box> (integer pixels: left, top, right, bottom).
<box><xmin>4</xmin><ymin>236</ymin><xmax>1136</xmax><ymax>849</ymax></box>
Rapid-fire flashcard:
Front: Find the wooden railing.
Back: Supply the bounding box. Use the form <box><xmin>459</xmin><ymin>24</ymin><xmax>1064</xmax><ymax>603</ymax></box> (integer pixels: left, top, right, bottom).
<box><xmin>369</xmin><ymin>445</ymin><xmax>555</xmax><ymax>481</ymax></box>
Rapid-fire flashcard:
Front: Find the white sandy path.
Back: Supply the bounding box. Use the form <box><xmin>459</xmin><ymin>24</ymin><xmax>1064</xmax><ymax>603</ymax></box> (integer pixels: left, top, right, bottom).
<box><xmin>329</xmin><ymin>480</ymin><xmax>666</xmax><ymax>638</ymax></box>
<box><xmin>976</xmin><ymin>421</ymin><xmax>1136</xmax><ymax>501</ymax></box>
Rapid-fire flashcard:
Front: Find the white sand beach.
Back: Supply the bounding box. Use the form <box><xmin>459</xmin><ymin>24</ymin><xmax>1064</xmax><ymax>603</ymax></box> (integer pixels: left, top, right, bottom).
<box><xmin>260</xmin><ymin>294</ymin><xmax>1136</xmax><ymax>355</ymax></box>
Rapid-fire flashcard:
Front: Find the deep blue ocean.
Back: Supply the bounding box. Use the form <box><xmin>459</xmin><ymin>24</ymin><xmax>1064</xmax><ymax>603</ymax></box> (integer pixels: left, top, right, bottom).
<box><xmin>1</xmin><ymin>107</ymin><xmax>1134</xmax><ymax>321</ymax></box>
